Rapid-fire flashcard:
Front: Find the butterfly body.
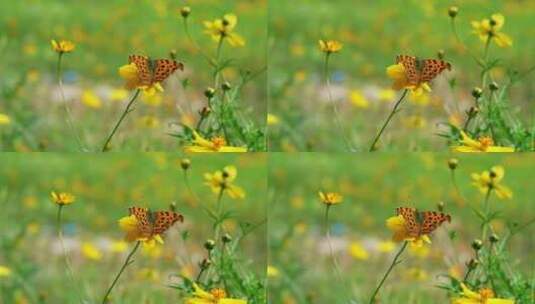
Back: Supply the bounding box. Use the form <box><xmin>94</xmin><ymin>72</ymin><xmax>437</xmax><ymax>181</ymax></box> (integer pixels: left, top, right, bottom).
<box><xmin>396</xmin><ymin>207</ymin><xmax>450</xmax><ymax>237</ymax></box>
<box><xmin>128</xmin><ymin>55</ymin><xmax>183</xmax><ymax>86</ymax></box>
<box><xmin>396</xmin><ymin>55</ymin><xmax>451</xmax><ymax>86</ymax></box>
<box><xmin>129</xmin><ymin>206</ymin><xmax>183</xmax><ymax>238</ymax></box>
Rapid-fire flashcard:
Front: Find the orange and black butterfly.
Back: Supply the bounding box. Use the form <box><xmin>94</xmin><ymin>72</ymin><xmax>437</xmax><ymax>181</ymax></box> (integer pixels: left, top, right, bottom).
<box><xmin>128</xmin><ymin>54</ymin><xmax>184</xmax><ymax>86</ymax></box>
<box><xmin>129</xmin><ymin>206</ymin><xmax>183</xmax><ymax>238</ymax></box>
<box><xmin>396</xmin><ymin>207</ymin><xmax>451</xmax><ymax>237</ymax></box>
<box><xmin>396</xmin><ymin>55</ymin><xmax>451</xmax><ymax>86</ymax></box>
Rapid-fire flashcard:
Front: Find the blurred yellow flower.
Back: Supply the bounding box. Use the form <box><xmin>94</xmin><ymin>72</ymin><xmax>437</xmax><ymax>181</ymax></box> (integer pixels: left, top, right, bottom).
<box><xmin>186</xmin><ymin>283</ymin><xmax>246</xmax><ymax>304</ymax></box>
<box><xmin>471</xmin><ymin>166</ymin><xmax>513</xmax><ymax>200</ymax></box>
<box><xmin>349</xmin><ymin>90</ymin><xmax>370</xmax><ymax>108</ymax></box>
<box><xmin>204</xmin><ymin>166</ymin><xmax>245</xmax><ymax>199</ymax></box>
<box><xmin>118</xmin><ymin>215</ymin><xmax>164</xmax><ymax>246</ymax></box>
<box><xmin>386</xmin><ymin>215</ymin><xmax>431</xmax><ymax>247</ymax></box>
<box><xmin>409</xmin><ymin>91</ymin><xmax>430</xmax><ymax>106</ymax></box>
<box><xmin>110</xmin><ymin>88</ymin><xmax>129</xmax><ymax>101</ymax></box>
<box><xmin>451</xmin><ymin>283</ymin><xmax>514</xmax><ymax>304</ymax></box>
<box><xmin>402</xmin><ymin>115</ymin><xmax>426</xmax><ymax>129</ymax></box>
<box><xmin>318</xmin><ymin>191</ymin><xmax>343</xmax><ymax>205</ymax></box>
<box><xmin>386</xmin><ymin>63</ymin><xmax>431</xmax><ymax>96</ymax></box>
<box><xmin>377</xmin><ymin>240</ymin><xmax>396</xmax><ymax>253</ymax></box>
<box><xmin>138</xmin><ymin>115</ymin><xmax>160</xmax><ymax>128</ymax></box>
<box><xmin>471</xmin><ymin>14</ymin><xmax>512</xmax><ymax>48</ymax></box>
<box><xmin>110</xmin><ymin>240</ymin><xmax>128</xmax><ymax>253</ymax></box>
<box><xmin>203</xmin><ymin>14</ymin><xmax>245</xmax><ymax>47</ymax></box>
<box><xmin>404</xmin><ymin>267</ymin><xmax>428</xmax><ymax>281</ymax></box>
<box><xmin>118</xmin><ymin>63</ymin><xmax>163</xmax><ymax>96</ymax></box>
<box><xmin>267</xmin><ymin>265</ymin><xmax>280</xmax><ymax>278</ymax></box>
<box><xmin>0</xmin><ymin>113</ymin><xmax>11</xmax><ymax>125</ymax></box>
<box><xmin>0</xmin><ymin>265</ymin><xmax>12</xmax><ymax>278</ymax></box>
<box><xmin>81</xmin><ymin>90</ymin><xmax>103</xmax><ymax>109</ymax></box>
<box><xmin>408</xmin><ymin>243</ymin><xmax>430</xmax><ymax>258</ymax></box>
<box><xmin>378</xmin><ymin>88</ymin><xmax>396</xmax><ymax>102</ymax></box>
<box><xmin>50</xmin><ymin>39</ymin><xmax>75</xmax><ymax>53</ymax></box>
<box><xmin>348</xmin><ymin>242</ymin><xmax>370</xmax><ymax>260</ymax></box>
<box><xmin>318</xmin><ymin>39</ymin><xmax>343</xmax><ymax>54</ymax></box>
<box><xmin>184</xmin><ymin>130</ymin><xmax>247</xmax><ymax>153</ymax></box>
<box><xmin>267</xmin><ymin>113</ymin><xmax>280</xmax><ymax>126</ymax></box>
<box><xmin>51</xmin><ymin>191</ymin><xmax>75</xmax><ymax>206</ymax></box>
<box><xmin>142</xmin><ymin>91</ymin><xmax>162</xmax><ymax>106</ymax></box>
<box><xmin>452</xmin><ymin>131</ymin><xmax>514</xmax><ymax>152</ymax></box>
<box><xmin>136</xmin><ymin>267</ymin><xmax>160</xmax><ymax>282</ymax></box>
<box><xmin>82</xmin><ymin>242</ymin><xmax>103</xmax><ymax>261</ymax></box>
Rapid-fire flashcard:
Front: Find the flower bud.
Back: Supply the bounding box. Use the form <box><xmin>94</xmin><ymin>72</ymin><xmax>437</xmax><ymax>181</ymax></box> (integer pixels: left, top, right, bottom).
<box><xmin>437</xmin><ymin>201</ymin><xmax>445</xmax><ymax>212</ymax></box>
<box><xmin>448</xmin><ymin>6</ymin><xmax>458</xmax><ymax>18</ymax></box>
<box><xmin>448</xmin><ymin>158</ymin><xmax>458</xmax><ymax>170</ymax></box>
<box><xmin>204</xmin><ymin>239</ymin><xmax>216</xmax><ymax>251</ymax></box>
<box><xmin>221</xmin><ymin>82</ymin><xmax>232</xmax><ymax>91</ymax></box>
<box><xmin>489</xmin><ymin>82</ymin><xmax>499</xmax><ymax>91</ymax></box>
<box><xmin>199</xmin><ymin>106</ymin><xmax>211</xmax><ymax>117</ymax></box>
<box><xmin>180</xmin><ymin>7</ymin><xmax>191</xmax><ymax>18</ymax></box>
<box><xmin>437</xmin><ymin>49</ymin><xmax>445</xmax><ymax>60</ymax></box>
<box><xmin>471</xmin><ymin>87</ymin><xmax>483</xmax><ymax>99</ymax></box>
<box><xmin>222</xmin><ymin>17</ymin><xmax>230</xmax><ymax>26</ymax></box>
<box><xmin>489</xmin><ymin>169</ymin><xmax>497</xmax><ymax>178</ymax></box>
<box><xmin>169</xmin><ymin>49</ymin><xmax>177</xmax><ymax>60</ymax></box>
<box><xmin>169</xmin><ymin>201</ymin><xmax>177</xmax><ymax>212</ymax></box>
<box><xmin>489</xmin><ymin>234</ymin><xmax>499</xmax><ymax>243</ymax></box>
<box><xmin>180</xmin><ymin>158</ymin><xmax>191</xmax><ymax>170</ymax></box>
<box><xmin>490</xmin><ymin>17</ymin><xmax>498</xmax><ymax>27</ymax></box>
<box><xmin>222</xmin><ymin>233</ymin><xmax>232</xmax><ymax>243</ymax></box>
<box><xmin>204</xmin><ymin>87</ymin><xmax>215</xmax><ymax>99</ymax></box>
<box><xmin>222</xmin><ymin>168</ymin><xmax>230</xmax><ymax>179</ymax></box>
<box><xmin>471</xmin><ymin>239</ymin><xmax>483</xmax><ymax>251</ymax></box>
<box><xmin>467</xmin><ymin>258</ymin><xmax>479</xmax><ymax>269</ymax></box>
<box><xmin>200</xmin><ymin>258</ymin><xmax>211</xmax><ymax>269</ymax></box>
<box><xmin>468</xmin><ymin>106</ymin><xmax>480</xmax><ymax>116</ymax></box>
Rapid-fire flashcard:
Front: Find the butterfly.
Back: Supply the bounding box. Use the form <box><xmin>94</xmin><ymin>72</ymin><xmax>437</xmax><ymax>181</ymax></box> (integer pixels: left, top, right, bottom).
<box><xmin>129</xmin><ymin>206</ymin><xmax>184</xmax><ymax>238</ymax></box>
<box><xmin>396</xmin><ymin>207</ymin><xmax>451</xmax><ymax>237</ymax></box>
<box><xmin>128</xmin><ymin>54</ymin><xmax>184</xmax><ymax>86</ymax></box>
<box><xmin>396</xmin><ymin>55</ymin><xmax>451</xmax><ymax>86</ymax></box>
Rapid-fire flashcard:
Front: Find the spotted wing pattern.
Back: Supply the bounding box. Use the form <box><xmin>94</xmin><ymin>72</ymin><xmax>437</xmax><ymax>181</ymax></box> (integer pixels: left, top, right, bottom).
<box><xmin>129</xmin><ymin>206</ymin><xmax>151</xmax><ymax>236</ymax></box>
<box><xmin>153</xmin><ymin>59</ymin><xmax>183</xmax><ymax>83</ymax></box>
<box><xmin>420</xmin><ymin>59</ymin><xmax>451</xmax><ymax>83</ymax></box>
<box><xmin>396</xmin><ymin>207</ymin><xmax>419</xmax><ymax>237</ymax></box>
<box><xmin>128</xmin><ymin>55</ymin><xmax>152</xmax><ymax>86</ymax></box>
<box><xmin>152</xmin><ymin>210</ymin><xmax>184</xmax><ymax>235</ymax></box>
<box><xmin>396</xmin><ymin>55</ymin><xmax>419</xmax><ymax>85</ymax></box>
<box><xmin>420</xmin><ymin>211</ymin><xmax>451</xmax><ymax>234</ymax></box>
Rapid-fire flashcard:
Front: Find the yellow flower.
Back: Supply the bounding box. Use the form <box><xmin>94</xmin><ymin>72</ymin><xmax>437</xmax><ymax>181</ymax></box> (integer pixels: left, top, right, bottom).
<box><xmin>82</xmin><ymin>242</ymin><xmax>103</xmax><ymax>261</ymax></box>
<box><xmin>386</xmin><ymin>215</ymin><xmax>431</xmax><ymax>247</ymax></box>
<box><xmin>471</xmin><ymin>14</ymin><xmax>513</xmax><ymax>48</ymax></box>
<box><xmin>186</xmin><ymin>283</ymin><xmax>247</xmax><ymax>304</ymax></box>
<box><xmin>184</xmin><ymin>130</ymin><xmax>247</xmax><ymax>153</ymax></box>
<box><xmin>111</xmin><ymin>240</ymin><xmax>128</xmax><ymax>253</ymax></box>
<box><xmin>386</xmin><ymin>63</ymin><xmax>431</xmax><ymax>96</ymax></box>
<box><xmin>138</xmin><ymin>115</ymin><xmax>160</xmax><ymax>128</ymax></box>
<box><xmin>318</xmin><ymin>39</ymin><xmax>343</xmax><ymax>54</ymax></box>
<box><xmin>349</xmin><ymin>90</ymin><xmax>370</xmax><ymax>108</ymax></box>
<box><xmin>204</xmin><ymin>166</ymin><xmax>245</xmax><ymax>199</ymax></box>
<box><xmin>203</xmin><ymin>14</ymin><xmax>245</xmax><ymax>47</ymax></box>
<box><xmin>81</xmin><ymin>90</ymin><xmax>103</xmax><ymax>109</ymax></box>
<box><xmin>403</xmin><ymin>267</ymin><xmax>428</xmax><ymax>281</ymax></box>
<box><xmin>403</xmin><ymin>115</ymin><xmax>426</xmax><ymax>129</ymax></box>
<box><xmin>50</xmin><ymin>39</ymin><xmax>75</xmax><ymax>53</ymax></box>
<box><xmin>0</xmin><ymin>265</ymin><xmax>12</xmax><ymax>278</ymax></box>
<box><xmin>267</xmin><ymin>113</ymin><xmax>280</xmax><ymax>126</ymax></box>
<box><xmin>51</xmin><ymin>191</ymin><xmax>75</xmax><ymax>206</ymax></box>
<box><xmin>267</xmin><ymin>265</ymin><xmax>280</xmax><ymax>278</ymax></box>
<box><xmin>377</xmin><ymin>240</ymin><xmax>396</xmax><ymax>253</ymax></box>
<box><xmin>471</xmin><ymin>166</ymin><xmax>513</xmax><ymax>200</ymax></box>
<box><xmin>318</xmin><ymin>191</ymin><xmax>343</xmax><ymax>205</ymax></box>
<box><xmin>452</xmin><ymin>131</ymin><xmax>514</xmax><ymax>152</ymax></box>
<box><xmin>118</xmin><ymin>63</ymin><xmax>164</xmax><ymax>96</ymax></box>
<box><xmin>118</xmin><ymin>215</ymin><xmax>165</xmax><ymax>246</ymax></box>
<box><xmin>451</xmin><ymin>283</ymin><xmax>514</xmax><ymax>304</ymax></box>
<box><xmin>378</xmin><ymin>88</ymin><xmax>396</xmax><ymax>102</ymax></box>
<box><xmin>348</xmin><ymin>242</ymin><xmax>370</xmax><ymax>260</ymax></box>
<box><xmin>0</xmin><ymin>113</ymin><xmax>11</xmax><ymax>125</ymax></box>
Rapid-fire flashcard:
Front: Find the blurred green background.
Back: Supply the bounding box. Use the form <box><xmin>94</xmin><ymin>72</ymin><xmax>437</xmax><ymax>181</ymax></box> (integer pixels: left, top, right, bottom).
<box><xmin>0</xmin><ymin>153</ymin><xmax>266</xmax><ymax>303</ymax></box>
<box><xmin>0</xmin><ymin>0</ymin><xmax>266</xmax><ymax>151</ymax></box>
<box><xmin>268</xmin><ymin>153</ymin><xmax>535</xmax><ymax>303</ymax></box>
<box><xmin>268</xmin><ymin>0</ymin><xmax>535</xmax><ymax>151</ymax></box>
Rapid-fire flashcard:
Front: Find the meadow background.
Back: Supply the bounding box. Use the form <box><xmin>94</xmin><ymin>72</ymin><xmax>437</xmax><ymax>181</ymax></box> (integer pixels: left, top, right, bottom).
<box><xmin>0</xmin><ymin>0</ymin><xmax>266</xmax><ymax>151</ymax></box>
<box><xmin>268</xmin><ymin>0</ymin><xmax>535</xmax><ymax>151</ymax></box>
<box><xmin>0</xmin><ymin>153</ymin><xmax>267</xmax><ymax>303</ymax></box>
<box><xmin>268</xmin><ymin>153</ymin><xmax>535</xmax><ymax>303</ymax></box>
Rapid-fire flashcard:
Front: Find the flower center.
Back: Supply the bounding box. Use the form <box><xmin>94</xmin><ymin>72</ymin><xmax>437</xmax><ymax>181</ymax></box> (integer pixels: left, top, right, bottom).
<box><xmin>210</xmin><ymin>288</ymin><xmax>227</xmax><ymax>300</ymax></box>
<box><xmin>211</xmin><ymin>137</ymin><xmax>226</xmax><ymax>150</ymax></box>
<box><xmin>478</xmin><ymin>136</ymin><xmax>494</xmax><ymax>151</ymax></box>
<box><xmin>479</xmin><ymin>288</ymin><xmax>494</xmax><ymax>302</ymax></box>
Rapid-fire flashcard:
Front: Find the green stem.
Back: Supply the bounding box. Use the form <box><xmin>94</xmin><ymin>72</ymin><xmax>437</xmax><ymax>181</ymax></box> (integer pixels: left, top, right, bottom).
<box><xmin>450</xmin><ymin>170</ymin><xmax>465</xmax><ymax>204</ymax></box>
<box><xmin>101</xmin><ymin>241</ymin><xmax>141</xmax><ymax>304</ymax></box>
<box><xmin>214</xmin><ymin>36</ymin><xmax>224</xmax><ymax>89</ymax></box>
<box><xmin>369</xmin><ymin>89</ymin><xmax>408</xmax><ymax>151</ymax></box>
<box><xmin>481</xmin><ymin>188</ymin><xmax>493</xmax><ymax>241</ymax></box>
<box><xmin>369</xmin><ymin>241</ymin><xmax>408</xmax><ymax>304</ymax></box>
<box><xmin>101</xmin><ymin>89</ymin><xmax>140</xmax><ymax>151</ymax></box>
<box><xmin>214</xmin><ymin>187</ymin><xmax>225</xmax><ymax>241</ymax></box>
<box><xmin>450</xmin><ymin>18</ymin><xmax>482</xmax><ymax>67</ymax></box>
<box><xmin>182</xmin><ymin>18</ymin><xmax>212</xmax><ymax>64</ymax></box>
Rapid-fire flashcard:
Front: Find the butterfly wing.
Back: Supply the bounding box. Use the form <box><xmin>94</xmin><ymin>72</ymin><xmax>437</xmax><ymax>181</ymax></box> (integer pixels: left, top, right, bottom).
<box><xmin>153</xmin><ymin>59</ymin><xmax>183</xmax><ymax>83</ymax></box>
<box><xmin>129</xmin><ymin>206</ymin><xmax>152</xmax><ymax>237</ymax></box>
<box><xmin>396</xmin><ymin>55</ymin><xmax>419</xmax><ymax>85</ymax></box>
<box><xmin>420</xmin><ymin>211</ymin><xmax>451</xmax><ymax>235</ymax></box>
<box><xmin>152</xmin><ymin>210</ymin><xmax>184</xmax><ymax>235</ymax></box>
<box><xmin>128</xmin><ymin>54</ymin><xmax>152</xmax><ymax>86</ymax></box>
<box><xmin>419</xmin><ymin>59</ymin><xmax>451</xmax><ymax>83</ymax></box>
<box><xmin>396</xmin><ymin>207</ymin><xmax>420</xmax><ymax>237</ymax></box>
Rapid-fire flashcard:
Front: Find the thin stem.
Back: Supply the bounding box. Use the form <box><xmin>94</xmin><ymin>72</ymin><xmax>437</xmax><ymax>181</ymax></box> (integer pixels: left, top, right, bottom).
<box><xmin>182</xmin><ymin>18</ymin><xmax>212</xmax><ymax>64</ymax></box>
<box><xmin>369</xmin><ymin>89</ymin><xmax>408</xmax><ymax>151</ymax></box>
<box><xmin>101</xmin><ymin>89</ymin><xmax>140</xmax><ymax>151</ymax></box>
<box><xmin>450</xmin><ymin>19</ymin><xmax>483</xmax><ymax>66</ymax></box>
<box><xmin>463</xmin><ymin>266</ymin><xmax>474</xmax><ymax>283</ymax></box>
<box><xmin>214</xmin><ymin>187</ymin><xmax>225</xmax><ymax>241</ymax></box>
<box><xmin>56</xmin><ymin>53</ymin><xmax>84</xmax><ymax>151</ymax></box>
<box><xmin>450</xmin><ymin>170</ymin><xmax>465</xmax><ymax>204</ymax></box>
<box><xmin>183</xmin><ymin>170</ymin><xmax>201</xmax><ymax>204</ymax></box>
<box><xmin>369</xmin><ymin>241</ymin><xmax>408</xmax><ymax>304</ymax></box>
<box><xmin>214</xmin><ymin>36</ymin><xmax>224</xmax><ymax>89</ymax></box>
<box><xmin>101</xmin><ymin>241</ymin><xmax>141</xmax><ymax>304</ymax></box>
<box><xmin>481</xmin><ymin>188</ymin><xmax>493</xmax><ymax>241</ymax></box>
